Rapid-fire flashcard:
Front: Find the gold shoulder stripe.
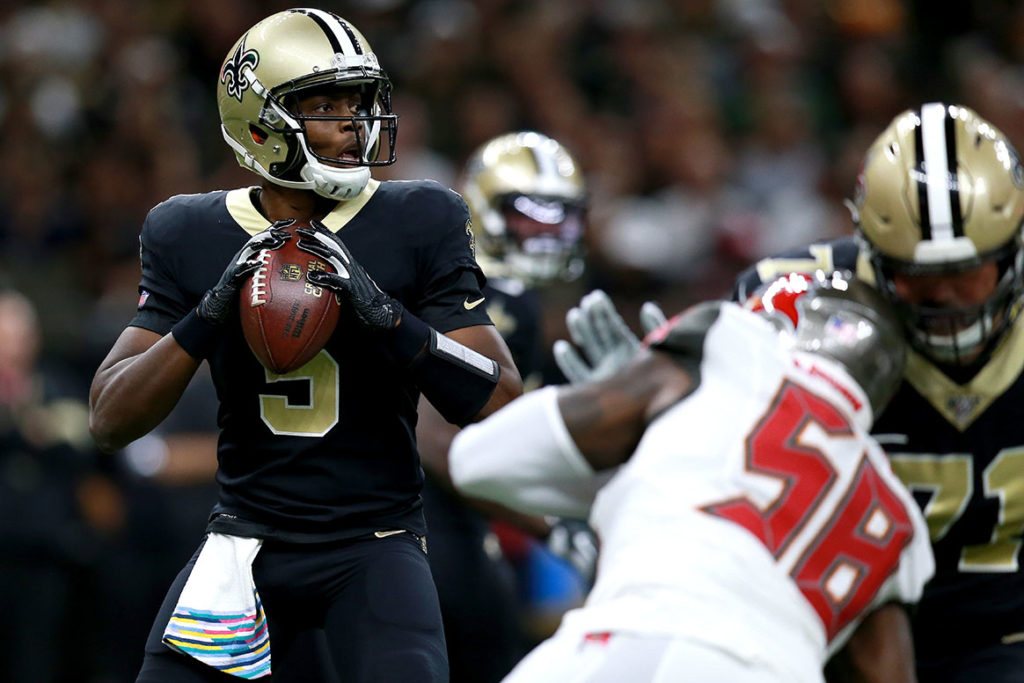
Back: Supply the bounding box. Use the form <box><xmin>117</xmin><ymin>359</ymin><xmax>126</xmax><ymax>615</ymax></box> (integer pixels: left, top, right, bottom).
<box><xmin>225</xmin><ymin>187</ymin><xmax>269</xmax><ymax>236</ymax></box>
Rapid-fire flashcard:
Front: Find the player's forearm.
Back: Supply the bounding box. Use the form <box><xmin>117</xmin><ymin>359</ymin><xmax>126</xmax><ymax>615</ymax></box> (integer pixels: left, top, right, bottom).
<box><xmin>450</xmin><ymin>387</ymin><xmax>598</xmax><ymax>518</ymax></box>
<box><xmin>824</xmin><ymin>603</ymin><xmax>917</xmax><ymax>683</ymax></box>
<box><xmin>89</xmin><ymin>332</ymin><xmax>200</xmax><ymax>453</ymax></box>
<box><xmin>472</xmin><ymin>356</ymin><xmax>522</xmax><ymax>418</ymax></box>
<box><xmin>558</xmin><ymin>351</ymin><xmax>687</xmax><ymax>471</ymax></box>
<box><xmin>419</xmin><ymin>395</ymin><xmax>552</xmax><ymax>535</ymax></box>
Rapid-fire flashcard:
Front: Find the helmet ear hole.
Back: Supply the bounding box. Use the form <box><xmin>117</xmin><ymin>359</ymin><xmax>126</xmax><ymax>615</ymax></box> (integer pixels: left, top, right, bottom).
<box><xmin>249</xmin><ymin>125</ymin><xmax>269</xmax><ymax>145</ymax></box>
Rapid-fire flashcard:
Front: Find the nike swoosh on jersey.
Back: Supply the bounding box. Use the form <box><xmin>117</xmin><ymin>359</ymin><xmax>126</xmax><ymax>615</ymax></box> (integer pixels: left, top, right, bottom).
<box><xmin>374</xmin><ymin>529</ymin><xmax>407</xmax><ymax>538</ymax></box>
<box><xmin>464</xmin><ymin>297</ymin><xmax>486</xmax><ymax>310</ymax></box>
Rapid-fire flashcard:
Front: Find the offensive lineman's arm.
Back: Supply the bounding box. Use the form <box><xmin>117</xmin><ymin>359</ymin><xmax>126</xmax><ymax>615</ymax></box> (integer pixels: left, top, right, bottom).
<box><xmin>824</xmin><ymin>603</ymin><xmax>917</xmax><ymax>683</ymax></box>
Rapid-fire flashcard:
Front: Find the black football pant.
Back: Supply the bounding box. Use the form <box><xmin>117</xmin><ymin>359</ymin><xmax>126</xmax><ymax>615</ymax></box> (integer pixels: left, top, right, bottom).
<box><xmin>421</xmin><ymin>478</ymin><xmax>526</xmax><ymax>683</ymax></box>
<box><xmin>136</xmin><ymin>531</ymin><xmax>448</xmax><ymax>682</ymax></box>
<box><xmin>916</xmin><ymin>639</ymin><xmax>1024</xmax><ymax>683</ymax></box>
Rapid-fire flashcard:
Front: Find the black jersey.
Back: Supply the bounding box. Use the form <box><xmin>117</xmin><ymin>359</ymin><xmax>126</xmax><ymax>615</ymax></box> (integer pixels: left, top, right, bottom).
<box><xmin>481</xmin><ymin>276</ymin><xmax>544</xmax><ymax>387</ymax></box>
<box><xmin>734</xmin><ymin>236</ymin><xmax>1024</xmax><ymax>659</ymax></box>
<box><xmin>131</xmin><ymin>180</ymin><xmax>492</xmax><ymax>542</ymax></box>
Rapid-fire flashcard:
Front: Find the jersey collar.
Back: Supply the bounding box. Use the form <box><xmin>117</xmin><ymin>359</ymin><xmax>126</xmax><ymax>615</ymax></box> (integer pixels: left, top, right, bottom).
<box><xmin>225</xmin><ymin>180</ymin><xmax>381</xmax><ymax>236</ymax></box>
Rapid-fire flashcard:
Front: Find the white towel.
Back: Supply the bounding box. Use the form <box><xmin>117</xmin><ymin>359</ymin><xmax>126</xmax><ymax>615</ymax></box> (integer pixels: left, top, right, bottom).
<box><xmin>162</xmin><ymin>533</ymin><xmax>271</xmax><ymax>678</ymax></box>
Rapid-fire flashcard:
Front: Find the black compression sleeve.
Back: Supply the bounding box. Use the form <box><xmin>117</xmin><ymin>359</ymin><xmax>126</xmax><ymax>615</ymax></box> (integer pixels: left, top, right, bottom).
<box><xmin>386</xmin><ymin>311</ymin><xmax>500</xmax><ymax>426</ymax></box>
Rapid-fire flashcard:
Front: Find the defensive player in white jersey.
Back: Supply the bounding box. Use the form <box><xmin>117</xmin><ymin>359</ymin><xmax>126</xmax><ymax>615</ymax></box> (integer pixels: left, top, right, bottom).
<box><xmin>449</xmin><ymin>272</ymin><xmax>935</xmax><ymax>682</ymax></box>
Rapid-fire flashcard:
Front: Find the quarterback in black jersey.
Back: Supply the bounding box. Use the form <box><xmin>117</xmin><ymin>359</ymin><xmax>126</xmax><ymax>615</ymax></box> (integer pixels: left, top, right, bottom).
<box><xmin>89</xmin><ymin>9</ymin><xmax>520</xmax><ymax>682</ymax></box>
<box><xmin>415</xmin><ymin>131</ymin><xmax>590</xmax><ymax>682</ymax></box>
<box><xmin>734</xmin><ymin>103</ymin><xmax>1024</xmax><ymax>682</ymax></box>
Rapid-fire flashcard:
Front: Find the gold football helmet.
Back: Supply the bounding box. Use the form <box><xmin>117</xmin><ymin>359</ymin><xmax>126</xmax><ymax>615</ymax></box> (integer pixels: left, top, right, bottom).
<box><xmin>461</xmin><ymin>132</ymin><xmax>586</xmax><ymax>283</ymax></box>
<box><xmin>217</xmin><ymin>8</ymin><xmax>397</xmax><ymax>200</ymax></box>
<box><xmin>852</xmin><ymin>103</ymin><xmax>1024</xmax><ymax>366</ymax></box>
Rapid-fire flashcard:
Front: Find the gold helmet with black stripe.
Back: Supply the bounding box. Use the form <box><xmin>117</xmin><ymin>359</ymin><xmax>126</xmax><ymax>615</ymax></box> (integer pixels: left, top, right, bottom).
<box><xmin>461</xmin><ymin>131</ymin><xmax>586</xmax><ymax>284</ymax></box>
<box><xmin>217</xmin><ymin>8</ymin><xmax>397</xmax><ymax>200</ymax></box>
<box><xmin>852</xmin><ymin>103</ymin><xmax>1024</xmax><ymax>367</ymax></box>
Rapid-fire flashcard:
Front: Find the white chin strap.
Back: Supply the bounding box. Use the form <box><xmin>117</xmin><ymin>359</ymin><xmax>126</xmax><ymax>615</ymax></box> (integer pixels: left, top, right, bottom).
<box><xmin>299</xmin><ymin>161</ymin><xmax>370</xmax><ymax>200</ymax></box>
<box><xmin>917</xmin><ymin>314</ymin><xmax>989</xmax><ymax>363</ymax></box>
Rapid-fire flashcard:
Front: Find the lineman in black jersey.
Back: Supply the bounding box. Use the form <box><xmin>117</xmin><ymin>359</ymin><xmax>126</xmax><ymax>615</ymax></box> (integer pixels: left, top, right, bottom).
<box><xmin>733</xmin><ymin>103</ymin><xmax>1024</xmax><ymax>682</ymax></box>
<box><xmin>415</xmin><ymin>131</ymin><xmax>590</xmax><ymax>682</ymax></box>
<box><xmin>89</xmin><ymin>10</ymin><xmax>521</xmax><ymax>682</ymax></box>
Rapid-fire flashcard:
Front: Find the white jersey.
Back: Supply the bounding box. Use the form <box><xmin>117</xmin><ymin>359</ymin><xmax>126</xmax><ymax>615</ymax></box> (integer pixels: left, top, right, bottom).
<box><xmin>559</xmin><ymin>303</ymin><xmax>934</xmax><ymax>681</ymax></box>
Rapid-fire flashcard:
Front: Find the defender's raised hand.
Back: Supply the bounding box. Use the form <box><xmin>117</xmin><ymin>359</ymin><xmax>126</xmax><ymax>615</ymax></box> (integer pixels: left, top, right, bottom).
<box><xmin>553</xmin><ymin>289</ymin><xmax>644</xmax><ymax>384</ymax></box>
<box><xmin>196</xmin><ymin>221</ymin><xmax>293</xmax><ymax>325</ymax></box>
<box><xmin>296</xmin><ymin>221</ymin><xmax>403</xmax><ymax>331</ymax></box>
<box><xmin>639</xmin><ymin>301</ymin><xmax>668</xmax><ymax>335</ymax></box>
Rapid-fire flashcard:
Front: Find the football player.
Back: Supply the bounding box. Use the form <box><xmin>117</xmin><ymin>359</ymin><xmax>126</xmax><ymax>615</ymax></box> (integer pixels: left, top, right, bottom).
<box><xmin>88</xmin><ymin>9</ymin><xmax>521</xmax><ymax>682</ymax></box>
<box><xmin>448</xmin><ymin>272</ymin><xmax>934</xmax><ymax>682</ymax></box>
<box><xmin>733</xmin><ymin>103</ymin><xmax>1024</xmax><ymax>682</ymax></box>
<box><xmin>415</xmin><ymin>131</ymin><xmax>591</xmax><ymax>681</ymax></box>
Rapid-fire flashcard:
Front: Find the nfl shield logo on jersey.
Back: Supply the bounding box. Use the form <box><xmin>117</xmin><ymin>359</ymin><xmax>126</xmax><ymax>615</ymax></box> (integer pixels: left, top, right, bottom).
<box><xmin>947</xmin><ymin>394</ymin><xmax>981</xmax><ymax>424</ymax></box>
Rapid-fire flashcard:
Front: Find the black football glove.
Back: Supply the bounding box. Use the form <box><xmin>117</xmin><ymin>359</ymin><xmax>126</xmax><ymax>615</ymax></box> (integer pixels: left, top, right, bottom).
<box><xmin>295</xmin><ymin>220</ymin><xmax>403</xmax><ymax>331</ymax></box>
<box><xmin>546</xmin><ymin>517</ymin><xmax>599</xmax><ymax>588</ymax></box>
<box><xmin>196</xmin><ymin>221</ymin><xmax>292</xmax><ymax>325</ymax></box>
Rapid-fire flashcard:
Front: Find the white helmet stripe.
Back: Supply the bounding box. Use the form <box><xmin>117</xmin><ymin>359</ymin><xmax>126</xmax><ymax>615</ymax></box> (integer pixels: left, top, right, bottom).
<box><xmin>297</xmin><ymin>8</ymin><xmax>358</xmax><ymax>56</ymax></box>
<box><xmin>531</xmin><ymin>138</ymin><xmax>558</xmax><ymax>182</ymax></box>
<box><xmin>920</xmin><ymin>102</ymin><xmax>956</xmax><ymax>243</ymax></box>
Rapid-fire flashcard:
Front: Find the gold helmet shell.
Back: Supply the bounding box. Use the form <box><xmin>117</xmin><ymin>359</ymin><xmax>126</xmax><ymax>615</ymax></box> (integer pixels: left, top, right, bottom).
<box><xmin>217</xmin><ymin>8</ymin><xmax>397</xmax><ymax>200</ymax></box>
<box><xmin>852</xmin><ymin>103</ymin><xmax>1024</xmax><ymax>367</ymax></box>
<box><xmin>461</xmin><ymin>131</ymin><xmax>586</xmax><ymax>283</ymax></box>
<box><xmin>855</xmin><ymin>103</ymin><xmax>1024</xmax><ymax>267</ymax></box>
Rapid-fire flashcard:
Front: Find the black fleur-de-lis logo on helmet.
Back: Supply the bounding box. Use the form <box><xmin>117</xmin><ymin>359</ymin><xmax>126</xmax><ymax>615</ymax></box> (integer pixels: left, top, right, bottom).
<box><xmin>221</xmin><ymin>41</ymin><xmax>260</xmax><ymax>103</ymax></box>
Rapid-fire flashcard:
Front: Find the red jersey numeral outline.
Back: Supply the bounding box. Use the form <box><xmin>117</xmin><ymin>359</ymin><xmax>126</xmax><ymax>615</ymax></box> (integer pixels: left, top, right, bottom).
<box><xmin>702</xmin><ymin>380</ymin><xmax>915</xmax><ymax>640</ymax></box>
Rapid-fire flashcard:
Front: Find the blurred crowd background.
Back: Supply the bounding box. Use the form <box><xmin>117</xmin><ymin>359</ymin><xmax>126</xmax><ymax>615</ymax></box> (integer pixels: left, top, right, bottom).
<box><xmin>0</xmin><ymin>0</ymin><xmax>1022</xmax><ymax>680</ymax></box>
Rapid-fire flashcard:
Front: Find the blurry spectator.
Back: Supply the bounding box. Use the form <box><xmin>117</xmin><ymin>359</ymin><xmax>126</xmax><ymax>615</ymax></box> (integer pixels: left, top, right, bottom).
<box><xmin>0</xmin><ymin>289</ymin><xmax>114</xmax><ymax>681</ymax></box>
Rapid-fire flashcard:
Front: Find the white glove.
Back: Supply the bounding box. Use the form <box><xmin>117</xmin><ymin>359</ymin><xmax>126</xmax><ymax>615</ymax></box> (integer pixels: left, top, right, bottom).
<box><xmin>639</xmin><ymin>300</ymin><xmax>668</xmax><ymax>335</ymax></box>
<box><xmin>553</xmin><ymin>290</ymin><xmax>643</xmax><ymax>384</ymax></box>
<box><xmin>546</xmin><ymin>517</ymin><xmax>599</xmax><ymax>587</ymax></box>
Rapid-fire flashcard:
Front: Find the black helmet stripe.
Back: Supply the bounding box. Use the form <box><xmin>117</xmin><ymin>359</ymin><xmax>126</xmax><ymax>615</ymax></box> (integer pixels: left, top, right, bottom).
<box><xmin>913</xmin><ymin>110</ymin><xmax>931</xmax><ymax>241</ymax></box>
<box><xmin>944</xmin><ymin>109</ymin><xmax>964</xmax><ymax>238</ymax></box>
<box><xmin>293</xmin><ymin>8</ymin><xmax>360</xmax><ymax>56</ymax></box>
<box><xmin>326</xmin><ymin>12</ymin><xmax>364</xmax><ymax>55</ymax></box>
<box><xmin>917</xmin><ymin>103</ymin><xmax>965</xmax><ymax>244</ymax></box>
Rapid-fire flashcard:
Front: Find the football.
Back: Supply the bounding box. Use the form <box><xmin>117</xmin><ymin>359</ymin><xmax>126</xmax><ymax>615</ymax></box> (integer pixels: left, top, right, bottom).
<box><xmin>239</xmin><ymin>222</ymin><xmax>340</xmax><ymax>374</ymax></box>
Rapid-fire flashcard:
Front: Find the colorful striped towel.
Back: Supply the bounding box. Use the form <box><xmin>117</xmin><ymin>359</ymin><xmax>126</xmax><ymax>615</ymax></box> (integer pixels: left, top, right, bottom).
<box><xmin>162</xmin><ymin>533</ymin><xmax>270</xmax><ymax>678</ymax></box>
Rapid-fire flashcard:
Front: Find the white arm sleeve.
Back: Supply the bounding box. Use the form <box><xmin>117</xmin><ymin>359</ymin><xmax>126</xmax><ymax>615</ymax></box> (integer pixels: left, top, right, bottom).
<box><xmin>449</xmin><ymin>386</ymin><xmax>604</xmax><ymax>518</ymax></box>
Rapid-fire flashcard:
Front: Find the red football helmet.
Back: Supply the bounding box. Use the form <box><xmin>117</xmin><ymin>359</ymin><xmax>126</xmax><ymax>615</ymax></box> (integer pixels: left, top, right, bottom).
<box><xmin>744</xmin><ymin>270</ymin><xmax>908</xmax><ymax>419</ymax></box>
<box><xmin>743</xmin><ymin>271</ymin><xmax>814</xmax><ymax>330</ymax></box>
